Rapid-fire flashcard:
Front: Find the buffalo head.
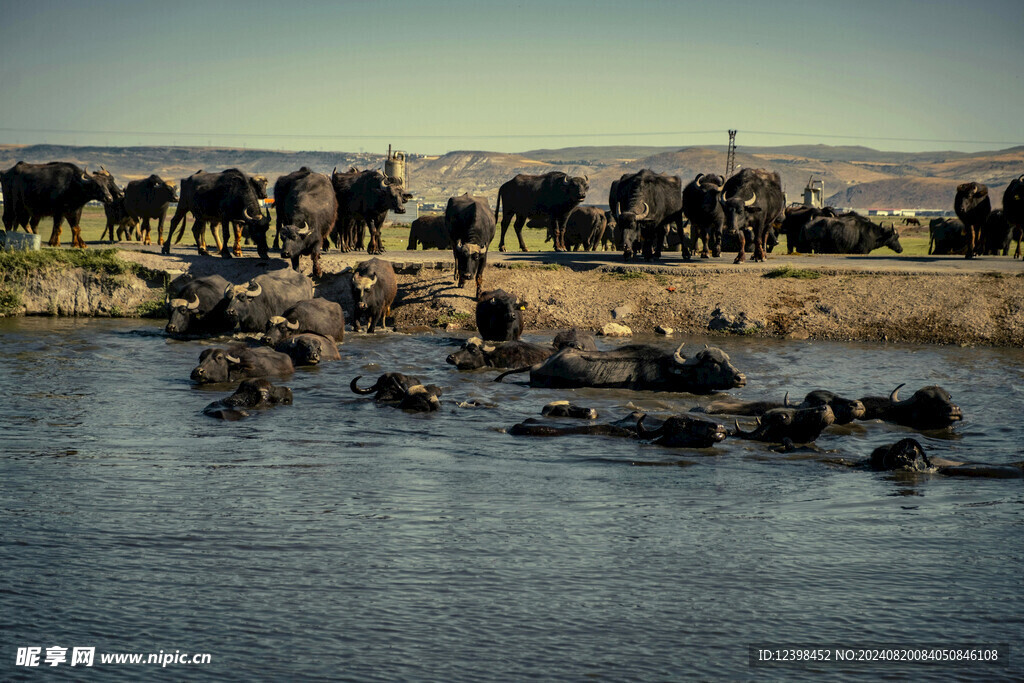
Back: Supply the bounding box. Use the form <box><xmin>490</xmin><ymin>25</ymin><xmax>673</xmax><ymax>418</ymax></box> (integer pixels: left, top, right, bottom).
<box><xmin>165</xmin><ymin>293</ymin><xmax>201</xmax><ymax>336</ymax></box>
<box><xmin>81</xmin><ymin>167</ymin><xmax>114</xmax><ymax>204</ymax></box>
<box><xmin>446</xmin><ymin>337</ymin><xmax>494</xmax><ymax>370</ymax></box>
<box><xmin>869</xmin><ymin>438</ymin><xmax>933</xmax><ymax>472</ymax></box>
<box><xmin>262</xmin><ymin>314</ymin><xmax>301</xmax><ymax>347</ymax></box>
<box><xmin>454</xmin><ymin>241</ymin><xmax>486</xmax><ymax>288</ymax></box>
<box><xmin>278</xmin><ymin>221</ymin><xmax>318</xmax><ymax>261</ymax></box>
<box><xmin>223</xmin><ymin>280</ymin><xmax>263</xmax><ymax>324</ymax></box>
<box><xmin>92</xmin><ymin>167</ymin><xmax>122</xmax><ymax>202</ymax></box>
<box><xmin>563</xmin><ymin>174</ymin><xmax>588</xmax><ymax>202</ymax></box>
<box><xmin>720</xmin><ymin>191</ymin><xmax>760</xmax><ymax>235</ymax></box>
<box><xmin>669</xmin><ymin>344</ymin><xmax>746</xmax><ymax>393</ymax></box>
<box><xmin>191</xmin><ymin>346</ymin><xmax>246</xmax><ymax>384</ymax></box>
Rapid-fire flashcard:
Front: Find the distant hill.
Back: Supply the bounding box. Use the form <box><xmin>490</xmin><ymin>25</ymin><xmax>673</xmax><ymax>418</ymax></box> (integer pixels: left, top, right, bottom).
<box><xmin>2</xmin><ymin>143</ymin><xmax>1021</xmax><ymax>210</ymax></box>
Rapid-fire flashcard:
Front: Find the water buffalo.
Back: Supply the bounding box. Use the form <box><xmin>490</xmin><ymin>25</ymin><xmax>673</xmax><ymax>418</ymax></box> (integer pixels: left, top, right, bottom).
<box><xmin>190</xmin><ymin>344</ymin><xmax>295</xmax><ymax>384</ymax></box>
<box><xmin>601</xmin><ymin>211</ymin><xmax>618</xmax><ymax>251</ymax></box>
<box><xmin>3</xmin><ymin>161</ymin><xmax>113</xmax><ymax>247</ymax></box>
<box><xmin>350</xmin><ymin>257</ymin><xmax>397</xmax><ymax>333</ymax></box>
<box><xmin>494</xmin><ymin>171</ymin><xmax>588</xmax><ymax>252</ymax></box>
<box><xmin>123</xmin><ymin>174</ymin><xmax>178</xmax><ymax>245</ymax></box>
<box><xmin>165</xmin><ymin>274</ymin><xmax>234</xmax><ymax>338</ymax></box>
<box><xmin>275</xmin><ymin>169</ymin><xmax>338</xmax><ymax>277</ymax></box>
<box><xmin>786</xmin><ymin>390</ymin><xmax>865</xmax><ymax>425</ymax></box>
<box><xmin>164</xmin><ymin>169</ymin><xmax>265</xmax><ymax>257</ymax></box>
<box><xmin>350</xmin><ymin>373</ymin><xmax>442</xmax><ymax>411</ymax></box>
<box><xmin>476</xmin><ymin>289</ymin><xmax>525</xmax><ymax>341</ymax></box>
<box><xmin>928</xmin><ymin>217</ymin><xmax>967</xmax><ymax>255</ymax></box>
<box><xmin>798</xmin><ymin>213</ymin><xmax>903</xmax><ymax>254</ymax></box>
<box><xmin>447</xmin><ymin>193</ymin><xmax>495</xmax><ymax>301</ymax></box>
<box><xmin>981</xmin><ymin>209</ymin><xmax>1013</xmax><ymax>256</ymax></box>
<box><xmin>508</xmin><ymin>419</ymin><xmax>633</xmax><ymax>438</ymax></box>
<box><xmin>262</xmin><ymin>298</ymin><xmax>345</xmax><ymax>346</ymax></box>
<box><xmin>552</xmin><ymin>328</ymin><xmax>597</xmax><ymax>351</ymax></box>
<box><xmin>732</xmin><ymin>405</ymin><xmax>835</xmax><ymax>444</ymax></box>
<box><xmin>331</xmin><ymin>168</ymin><xmax>407</xmax><ymax>254</ymax></box>
<box><xmin>636</xmin><ymin>414</ymin><xmax>727</xmax><ymax>448</ymax></box>
<box><xmin>611</xmin><ymin>169</ymin><xmax>686</xmax><ymax>261</ymax></box>
<box><xmin>100</xmin><ymin>195</ymin><xmax>139</xmax><ymax>243</ymax></box>
<box><xmin>202</xmin><ymin>378</ymin><xmax>293</xmax><ymax>421</ymax></box>
<box><xmin>407</xmin><ymin>215</ymin><xmax>450</xmax><ymax>250</ymax></box>
<box><xmin>542</xmin><ymin>401</ymin><xmax>598</xmax><ymax>419</ymax></box>
<box><xmin>223</xmin><ymin>268</ymin><xmax>314</xmax><ymax>332</ymax></box>
<box><xmin>274</xmin><ymin>333</ymin><xmax>340</xmax><ymax>366</ymax></box>
<box><xmin>563</xmin><ymin>206</ymin><xmax>607</xmax><ymax>251</ymax></box>
<box><xmin>682</xmin><ymin>173</ymin><xmax>726</xmax><ymax>258</ymax></box>
<box><xmin>868</xmin><ymin>438</ymin><xmax>1024</xmax><ymax>477</ymax></box>
<box><xmin>1002</xmin><ymin>174</ymin><xmax>1024</xmax><ymax>259</ymax></box>
<box><xmin>903</xmin><ymin>217</ymin><xmax>922</xmax><ymax>227</ymax></box>
<box><xmin>446</xmin><ymin>338</ymin><xmax>554</xmax><ymax>370</ymax></box>
<box><xmin>720</xmin><ymin>168</ymin><xmax>785</xmax><ymax>263</ymax></box>
<box><xmin>954</xmin><ymin>182</ymin><xmax>991</xmax><ymax>258</ymax></box>
<box><xmin>781</xmin><ymin>205</ymin><xmax>836</xmax><ymax>254</ymax></box>
<box><xmin>857</xmin><ymin>384</ymin><xmax>963</xmax><ymax>430</ymax></box>
<box><xmin>496</xmin><ymin>343</ymin><xmax>746</xmax><ymax>394</ymax></box>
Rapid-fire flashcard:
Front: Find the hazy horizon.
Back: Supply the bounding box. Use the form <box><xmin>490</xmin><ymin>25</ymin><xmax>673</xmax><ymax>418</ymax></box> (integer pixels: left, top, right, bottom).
<box><xmin>1</xmin><ymin>0</ymin><xmax>1021</xmax><ymax>156</ymax></box>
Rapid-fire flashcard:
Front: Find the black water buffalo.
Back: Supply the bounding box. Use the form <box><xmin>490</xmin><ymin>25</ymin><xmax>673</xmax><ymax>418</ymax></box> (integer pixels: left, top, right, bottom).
<box><xmin>954</xmin><ymin>181</ymin><xmax>991</xmax><ymax>258</ymax></box>
<box><xmin>407</xmin><ymin>215</ymin><xmax>450</xmax><ymax>250</ymax></box>
<box><xmin>1003</xmin><ymin>174</ymin><xmax>1024</xmax><ymax>259</ymax></box>
<box><xmin>3</xmin><ymin>161</ymin><xmax>113</xmax><ymax>247</ymax></box>
<box><xmin>0</xmin><ymin>164</ymin><xmax>21</xmax><ymax>232</ymax></box>
<box><xmin>350</xmin><ymin>257</ymin><xmax>397</xmax><ymax>333</ymax></box>
<box><xmin>276</xmin><ymin>169</ymin><xmax>338</xmax><ymax>277</ymax></box>
<box><xmin>542</xmin><ymin>401</ymin><xmax>598</xmax><ymax>419</ymax></box>
<box><xmin>732</xmin><ymin>405</ymin><xmax>835</xmax><ymax>444</ymax></box>
<box><xmin>563</xmin><ymin>206</ymin><xmax>607</xmax><ymax>251</ymax></box>
<box><xmin>636</xmin><ymin>414</ymin><xmax>728</xmax><ymax>448</ymax></box>
<box><xmin>720</xmin><ymin>168</ymin><xmax>785</xmax><ymax>263</ymax></box>
<box><xmin>165</xmin><ymin>274</ymin><xmax>234</xmax><ymax>338</ymax></box>
<box><xmin>263</xmin><ymin>298</ymin><xmax>346</xmax><ymax>346</ymax></box>
<box><xmin>682</xmin><ymin>173</ymin><xmax>726</xmax><ymax>258</ymax></box>
<box><xmin>494</xmin><ymin>171</ymin><xmax>588</xmax><ymax>251</ymax></box>
<box><xmin>331</xmin><ymin>168</ymin><xmax>407</xmax><ymax>254</ymax></box>
<box><xmin>981</xmin><ymin>209</ymin><xmax>1013</xmax><ymax>256</ymax></box>
<box><xmin>164</xmin><ymin>169</ymin><xmax>265</xmax><ymax>257</ymax></box>
<box><xmin>611</xmin><ymin>169</ymin><xmax>686</xmax><ymax>261</ymax></box>
<box><xmin>857</xmin><ymin>384</ymin><xmax>963</xmax><ymax>430</ymax></box>
<box><xmin>202</xmin><ymin>378</ymin><xmax>293</xmax><ymax>421</ymax></box>
<box><xmin>123</xmin><ymin>175</ymin><xmax>179</xmax><ymax>245</ymax></box>
<box><xmin>601</xmin><ymin>211</ymin><xmax>618</xmax><ymax>250</ymax></box>
<box><xmin>223</xmin><ymin>268</ymin><xmax>314</xmax><ymax>332</ymax></box>
<box><xmin>507</xmin><ymin>418</ymin><xmax>633</xmax><ymax>438</ymax></box>
<box><xmin>446</xmin><ymin>193</ymin><xmax>495</xmax><ymax>300</ymax></box>
<box><xmin>552</xmin><ymin>328</ymin><xmax>597</xmax><ymax>351</ymax></box>
<box><xmin>867</xmin><ymin>438</ymin><xmax>1024</xmax><ymax>477</ymax></box>
<box><xmin>476</xmin><ymin>289</ymin><xmax>525</xmax><ymax>341</ymax></box>
<box><xmin>903</xmin><ymin>217</ymin><xmax>922</xmax><ymax>227</ymax></box>
<box><xmin>190</xmin><ymin>344</ymin><xmax>295</xmax><ymax>384</ymax></box>
<box><xmin>274</xmin><ymin>333</ymin><xmax>341</xmax><ymax>366</ymax></box>
<box><xmin>100</xmin><ymin>196</ymin><xmax>139</xmax><ymax>243</ymax></box>
<box><xmin>787</xmin><ymin>390</ymin><xmax>865</xmax><ymax>425</ymax></box>
<box><xmin>928</xmin><ymin>217</ymin><xmax>967</xmax><ymax>255</ymax></box>
<box><xmin>798</xmin><ymin>213</ymin><xmax>903</xmax><ymax>254</ymax></box>
<box><xmin>781</xmin><ymin>205</ymin><xmax>836</xmax><ymax>253</ymax></box>
<box><xmin>446</xmin><ymin>338</ymin><xmax>554</xmax><ymax>370</ymax></box>
<box><xmin>496</xmin><ymin>343</ymin><xmax>746</xmax><ymax>394</ymax></box>
<box><xmin>350</xmin><ymin>373</ymin><xmax>442</xmax><ymax>411</ymax></box>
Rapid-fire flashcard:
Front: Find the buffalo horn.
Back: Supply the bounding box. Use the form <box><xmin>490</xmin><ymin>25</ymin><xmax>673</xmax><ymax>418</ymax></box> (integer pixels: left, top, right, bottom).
<box><xmin>890</xmin><ymin>383</ymin><xmax>905</xmax><ymax>403</ymax></box>
<box><xmin>380</xmin><ymin>176</ymin><xmax>389</xmax><ymax>188</ymax></box>
<box><xmin>350</xmin><ymin>376</ymin><xmax>378</xmax><ymax>395</ymax></box>
<box><xmin>269</xmin><ymin>316</ymin><xmax>287</xmax><ymax>325</ymax></box>
<box><xmin>636</xmin><ymin>202</ymin><xmax>650</xmax><ymax>220</ymax></box>
<box><xmin>286</xmin><ymin>319</ymin><xmax>300</xmax><ymax>330</ymax></box>
<box><xmin>247</xmin><ymin>281</ymin><xmax>262</xmax><ymax>298</ymax></box>
<box><xmin>672</xmin><ymin>343</ymin><xmax>686</xmax><ymax>365</ymax></box>
<box><xmin>169</xmin><ymin>298</ymin><xmax>188</xmax><ymax>308</ymax></box>
<box><xmin>744</xmin><ymin>192</ymin><xmax>757</xmax><ymax>207</ymax></box>
<box><xmin>244</xmin><ymin>206</ymin><xmax>259</xmax><ymax>221</ymax></box>
<box><xmin>694</xmin><ymin>173</ymin><xmax>705</xmax><ymax>185</ymax></box>
<box><xmin>733</xmin><ymin>419</ymin><xmax>753</xmax><ymax>437</ymax></box>
<box><xmin>187</xmin><ymin>294</ymin><xmax>200</xmax><ymax>310</ymax></box>
<box><xmin>332</xmin><ymin>166</ymin><xmax>337</xmax><ymax>175</ymax></box>
<box><xmin>583</xmin><ymin>174</ymin><xmax>589</xmax><ymax>184</ymax></box>
<box><xmin>225</xmin><ymin>354</ymin><xmax>241</xmax><ymax>364</ymax></box>
<box><xmin>784</xmin><ymin>391</ymin><xmax>791</xmax><ymax>407</ymax></box>
<box><xmin>298</xmin><ymin>222</ymin><xmax>312</xmax><ymax>236</ymax></box>
<box><xmin>636</xmin><ymin>414</ymin><xmax>662</xmax><ymax>440</ymax></box>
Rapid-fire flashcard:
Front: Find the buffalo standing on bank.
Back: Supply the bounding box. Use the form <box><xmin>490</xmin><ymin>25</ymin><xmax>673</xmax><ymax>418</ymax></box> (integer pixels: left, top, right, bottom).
<box><xmin>350</xmin><ymin>258</ymin><xmax>397</xmax><ymax>333</ymax></box>
<box><xmin>2</xmin><ymin>161</ymin><xmax>114</xmax><ymax>247</ymax></box>
<box><xmin>954</xmin><ymin>182</ymin><xmax>991</xmax><ymax>259</ymax></box>
<box><xmin>798</xmin><ymin>214</ymin><xmax>903</xmax><ymax>254</ymax></box>
<box><xmin>682</xmin><ymin>173</ymin><xmax>726</xmax><ymax>258</ymax></box>
<box><xmin>611</xmin><ymin>169</ymin><xmax>687</xmax><ymax>261</ymax></box>
<box><xmin>407</xmin><ymin>215</ymin><xmax>450</xmax><ymax>250</ymax></box>
<box><xmin>275</xmin><ymin>169</ymin><xmax>339</xmax><ymax>277</ymax></box>
<box><xmin>720</xmin><ymin>168</ymin><xmax>785</xmax><ymax>263</ymax></box>
<box><xmin>123</xmin><ymin>175</ymin><xmax>179</xmax><ymax>246</ymax></box>
<box><xmin>494</xmin><ymin>171</ymin><xmax>588</xmax><ymax>252</ymax></box>
<box><xmin>446</xmin><ymin>193</ymin><xmax>495</xmax><ymax>301</ymax></box>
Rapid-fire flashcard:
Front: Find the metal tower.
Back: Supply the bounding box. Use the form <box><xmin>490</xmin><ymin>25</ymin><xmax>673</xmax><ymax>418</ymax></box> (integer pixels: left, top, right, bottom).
<box><xmin>725</xmin><ymin>130</ymin><xmax>737</xmax><ymax>177</ymax></box>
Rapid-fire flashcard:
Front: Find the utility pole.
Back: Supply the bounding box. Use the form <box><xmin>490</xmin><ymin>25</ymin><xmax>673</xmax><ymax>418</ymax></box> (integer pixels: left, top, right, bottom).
<box><xmin>725</xmin><ymin>130</ymin><xmax>737</xmax><ymax>178</ymax></box>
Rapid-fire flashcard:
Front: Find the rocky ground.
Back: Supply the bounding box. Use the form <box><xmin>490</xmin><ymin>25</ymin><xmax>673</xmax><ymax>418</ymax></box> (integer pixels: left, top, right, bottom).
<box><xmin>6</xmin><ymin>244</ymin><xmax>1022</xmax><ymax>347</ymax></box>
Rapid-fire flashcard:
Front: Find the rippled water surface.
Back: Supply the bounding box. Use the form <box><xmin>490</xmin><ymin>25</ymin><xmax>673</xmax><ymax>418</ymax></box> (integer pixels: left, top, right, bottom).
<box><xmin>2</xmin><ymin>318</ymin><xmax>1023</xmax><ymax>680</ymax></box>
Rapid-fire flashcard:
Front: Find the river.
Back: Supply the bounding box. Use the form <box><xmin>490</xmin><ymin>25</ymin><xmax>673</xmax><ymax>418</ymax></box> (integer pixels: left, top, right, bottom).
<box><xmin>2</xmin><ymin>318</ymin><xmax>1022</xmax><ymax>680</ymax></box>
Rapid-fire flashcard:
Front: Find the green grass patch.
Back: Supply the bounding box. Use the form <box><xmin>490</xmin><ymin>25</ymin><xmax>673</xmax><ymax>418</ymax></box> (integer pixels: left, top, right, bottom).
<box><xmin>0</xmin><ymin>286</ymin><xmax>22</xmax><ymax>315</ymax></box>
<box><xmin>432</xmin><ymin>311</ymin><xmax>473</xmax><ymax>327</ymax></box>
<box><xmin>135</xmin><ymin>298</ymin><xmax>168</xmax><ymax>318</ymax></box>
<box><xmin>606</xmin><ymin>270</ymin><xmax>648</xmax><ymax>281</ymax></box>
<box><xmin>0</xmin><ymin>247</ymin><xmax>135</xmax><ymax>277</ymax></box>
<box><xmin>763</xmin><ymin>266</ymin><xmax>822</xmax><ymax>280</ymax></box>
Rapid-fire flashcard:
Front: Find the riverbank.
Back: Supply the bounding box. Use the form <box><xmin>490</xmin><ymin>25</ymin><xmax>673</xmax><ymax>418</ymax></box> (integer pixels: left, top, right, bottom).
<box><xmin>2</xmin><ymin>246</ymin><xmax>1023</xmax><ymax>346</ymax></box>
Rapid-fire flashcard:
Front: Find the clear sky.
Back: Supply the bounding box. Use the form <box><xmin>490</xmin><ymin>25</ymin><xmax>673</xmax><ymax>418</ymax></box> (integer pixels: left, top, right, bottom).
<box><xmin>1</xmin><ymin>0</ymin><xmax>1021</xmax><ymax>155</ymax></box>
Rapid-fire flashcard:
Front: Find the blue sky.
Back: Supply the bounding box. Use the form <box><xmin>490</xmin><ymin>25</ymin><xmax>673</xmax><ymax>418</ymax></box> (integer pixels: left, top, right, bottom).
<box><xmin>1</xmin><ymin>0</ymin><xmax>1021</xmax><ymax>154</ymax></box>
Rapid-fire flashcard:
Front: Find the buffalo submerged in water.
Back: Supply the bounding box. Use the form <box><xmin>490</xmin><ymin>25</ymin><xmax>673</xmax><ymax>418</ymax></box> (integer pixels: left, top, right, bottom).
<box><xmin>495</xmin><ymin>343</ymin><xmax>746</xmax><ymax>394</ymax></box>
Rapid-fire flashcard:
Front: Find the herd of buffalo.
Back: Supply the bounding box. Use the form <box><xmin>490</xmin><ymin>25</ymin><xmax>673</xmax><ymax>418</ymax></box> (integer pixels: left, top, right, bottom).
<box><xmin>2</xmin><ymin>158</ymin><xmax>1022</xmax><ymax>477</ymax></box>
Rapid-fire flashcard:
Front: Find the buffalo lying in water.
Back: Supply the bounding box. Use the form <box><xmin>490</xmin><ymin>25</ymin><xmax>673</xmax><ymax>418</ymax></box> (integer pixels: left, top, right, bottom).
<box><xmin>495</xmin><ymin>343</ymin><xmax>746</xmax><ymax>394</ymax></box>
<box><xmin>190</xmin><ymin>345</ymin><xmax>295</xmax><ymax>384</ymax></box>
<box><xmin>867</xmin><ymin>438</ymin><xmax>1022</xmax><ymax>478</ymax></box>
<box><xmin>699</xmin><ymin>390</ymin><xmax>864</xmax><ymax>425</ymax></box>
<box><xmin>636</xmin><ymin>414</ymin><xmax>728</xmax><ymax>448</ymax></box>
<box><xmin>202</xmin><ymin>379</ymin><xmax>293</xmax><ymax>421</ymax></box>
<box><xmin>447</xmin><ymin>338</ymin><xmax>554</xmax><ymax>371</ymax></box>
<box><xmin>732</xmin><ymin>405</ymin><xmax>835</xmax><ymax>444</ymax></box>
<box><xmin>858</xmin><ymin>385</ymin><xmax>963</xmax><ymax>430</ymax></box>
<box><xmin>274</xmin><ymin>333</ymin><xmax>341</xmax><ymax>366</ymax></box>
<box><xmin>541</xmin><ymin>401</ymin><xmax>597</xmax><ymax>419</ymax></box>
<box><xmin>350</xmin><ymin>373</ymin><xmax>443</xmax><ymax>412</ymax></box>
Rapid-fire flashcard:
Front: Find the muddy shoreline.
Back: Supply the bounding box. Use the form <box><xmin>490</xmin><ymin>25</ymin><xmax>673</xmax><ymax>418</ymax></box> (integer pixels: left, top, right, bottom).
<box><xmin>3</xmin><ymin>246</ymin><xmax>1023</xmax><ymax>347</ymax></box>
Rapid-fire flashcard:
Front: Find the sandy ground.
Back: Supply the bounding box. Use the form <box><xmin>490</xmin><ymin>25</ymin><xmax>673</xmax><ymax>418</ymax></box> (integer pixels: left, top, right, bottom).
<box><xmin>89</xmin><ymin>244</ymin><xmax>1024</xmax><ymax>347</ymax></box>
